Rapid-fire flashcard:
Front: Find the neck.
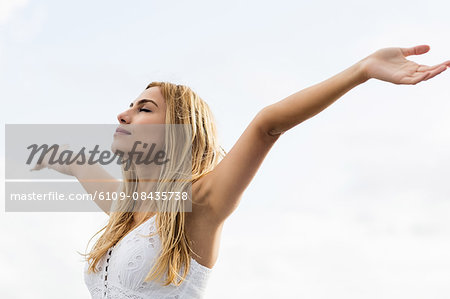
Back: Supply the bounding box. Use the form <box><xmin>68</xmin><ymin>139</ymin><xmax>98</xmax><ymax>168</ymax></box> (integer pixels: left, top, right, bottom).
<box><xmin>132</xmin><ymin>163</ymin><xmax>161</xmax><ymax>214</ymax></box>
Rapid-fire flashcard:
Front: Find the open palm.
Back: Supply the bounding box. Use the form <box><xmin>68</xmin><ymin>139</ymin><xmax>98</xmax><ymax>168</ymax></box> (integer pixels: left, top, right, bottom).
<box><xmin>363</xmin><ymin>45</ymin><xmax>450</xmax><ymax>85</ymax></box>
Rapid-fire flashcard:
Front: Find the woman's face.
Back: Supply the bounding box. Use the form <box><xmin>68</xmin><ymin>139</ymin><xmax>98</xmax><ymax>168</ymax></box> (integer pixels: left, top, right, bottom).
<box><xmin>111</xmin><ymin>86</ymin><xmax>167</xmax><ymax>160</ymax></box>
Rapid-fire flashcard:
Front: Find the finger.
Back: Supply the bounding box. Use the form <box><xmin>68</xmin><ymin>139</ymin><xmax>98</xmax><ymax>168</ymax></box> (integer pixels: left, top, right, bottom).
<box><xmin>417</xmin><ymin>60</ymin><xmax>450</xmax><ymax>72</ymax></box>
<box><xmin>30</xmin><ymin>164</ymin><xmax>44</xmax><ymax>171</ymax></box>
<box><xmin>400</xmin><ymin>45</ymin><xmax>430</xmax><ymax>57</ymax></box>
<box><xmin>423</xmin><ymin>65</ymin><xmax>448</xmax><ymax>81</ymax></box>
<box><xmin>402</xmin><ymin>72</ymin><xmax>429</xmax><ymax>84</ymax></box>
<box><xmin>405</xmin><ymin>65</ymin><xmax>448</xmax><ymax>84</ymax></box>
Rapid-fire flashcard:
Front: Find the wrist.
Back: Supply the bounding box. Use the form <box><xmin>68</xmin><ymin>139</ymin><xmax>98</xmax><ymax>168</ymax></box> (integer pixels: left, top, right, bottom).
<box><xmin>69</xmin><ymin>162</ymin><xmax>80</xmax><ymax>177</ymax></box>
<box><xmin>66</xmin><ymin>156</ymin><xmax>85</xmax><ymax>177</ymax></box>
<box><xmin>356</xmin><ymin>57</ymin><xmax>371</xmax><ymax>83</ymax></box>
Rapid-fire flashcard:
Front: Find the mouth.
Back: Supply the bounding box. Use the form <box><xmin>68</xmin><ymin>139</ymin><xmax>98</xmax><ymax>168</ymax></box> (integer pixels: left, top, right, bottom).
<box><xmin>115</xmin><ymin>127</ymin><xmax>132</xmax><ymax>135</ymax></box>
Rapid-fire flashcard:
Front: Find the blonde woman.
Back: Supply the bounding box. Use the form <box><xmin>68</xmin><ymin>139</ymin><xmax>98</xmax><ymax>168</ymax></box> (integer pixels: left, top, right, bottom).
<box><xmin>32</xmin><ymin>45</ymin><xmax>449</xmax><ymax>298</ymax></box>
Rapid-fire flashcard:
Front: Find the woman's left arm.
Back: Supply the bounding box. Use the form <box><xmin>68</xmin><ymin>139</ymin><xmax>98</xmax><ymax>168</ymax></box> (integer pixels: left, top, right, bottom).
<box><xmin>199</xmin><ymin>44</ymin><xmax>449</xmax><ymax>223</ymax></box>
<box><xmin>260</xmin><ymin>44</ymin><xmax>450</xmax><ymax>137</ymax></box>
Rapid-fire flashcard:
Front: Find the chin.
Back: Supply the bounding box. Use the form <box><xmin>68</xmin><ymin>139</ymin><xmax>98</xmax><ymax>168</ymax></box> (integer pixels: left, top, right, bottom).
<box><xmin>110</xmin><ymin>138</ymin><xmax>132</xmax><ymax>157</ymax></box>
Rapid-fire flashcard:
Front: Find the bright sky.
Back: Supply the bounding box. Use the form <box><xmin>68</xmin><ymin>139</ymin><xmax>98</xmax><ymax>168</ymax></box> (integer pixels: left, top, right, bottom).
<box><xmin>1</xmin><ymin>0</ymin><xmax>450</xmax><ymax>298</ymax></box>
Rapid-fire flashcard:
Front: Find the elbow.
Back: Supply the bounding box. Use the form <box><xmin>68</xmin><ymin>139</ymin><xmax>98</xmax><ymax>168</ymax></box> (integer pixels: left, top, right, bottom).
<box><xmin>255</xmin><ymin>106</ymin><xmax>284</xmax><ymax>139</ymax></box>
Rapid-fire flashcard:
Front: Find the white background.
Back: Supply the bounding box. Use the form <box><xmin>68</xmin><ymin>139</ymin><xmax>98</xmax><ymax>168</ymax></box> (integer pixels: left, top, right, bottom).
<box><xmin>1</xmin><ymin>0</ymin><xmax>449</xmax><ymax>298</ymax></box>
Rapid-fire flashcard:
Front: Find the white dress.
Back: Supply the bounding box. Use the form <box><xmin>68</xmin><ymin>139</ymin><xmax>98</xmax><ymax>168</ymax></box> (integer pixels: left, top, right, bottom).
<box><xmin>84</xmin><ymin>215</ymin><xmax>212</xmax><ymax>299</ymax></box>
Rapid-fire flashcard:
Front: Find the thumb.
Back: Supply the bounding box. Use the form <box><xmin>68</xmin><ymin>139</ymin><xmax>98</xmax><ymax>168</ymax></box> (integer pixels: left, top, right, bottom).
<box><xmin>400</xmin><ymin>44</ymin><xmax>430</xmax><ymax>57</ymax></box>
<box><xmin>30</xmin><ymin>163</ymin><xmax>46</xmax><ymax>172</ymax></box>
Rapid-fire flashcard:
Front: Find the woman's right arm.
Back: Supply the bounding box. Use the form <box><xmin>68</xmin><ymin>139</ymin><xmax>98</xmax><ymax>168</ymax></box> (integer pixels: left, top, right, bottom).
<box><xmin>31</xmin><ymin>144</ymin><xmax>119</xmax><ymax>215</ymax></box>
<box><xmin>71</xmin><ymin>162</ymin><xmax>120</xmax><ymax>215</ymax></box>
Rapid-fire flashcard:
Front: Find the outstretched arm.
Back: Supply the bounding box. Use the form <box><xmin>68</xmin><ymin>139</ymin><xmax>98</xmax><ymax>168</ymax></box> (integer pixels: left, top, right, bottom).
<box><xmin>261</xmin><ymin>45</ymin><xmax>450</xmax><ymax>137</ymax></box>
<box><xmin>31</xmin><ymin>144</ymin><xmax>119</xmax><ymax>214</ymax></box>
<box><xmin>198</xmin><ymin>45</ymin><xmax>450</xmax><ymax>224</ymax></box>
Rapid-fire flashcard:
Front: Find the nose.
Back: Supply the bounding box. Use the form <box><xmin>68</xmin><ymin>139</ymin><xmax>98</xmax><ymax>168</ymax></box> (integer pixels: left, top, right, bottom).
<box><xmin>117</xmin><ymin>111</ymin><xmax>130</xmax><ymax>124</ymax></box>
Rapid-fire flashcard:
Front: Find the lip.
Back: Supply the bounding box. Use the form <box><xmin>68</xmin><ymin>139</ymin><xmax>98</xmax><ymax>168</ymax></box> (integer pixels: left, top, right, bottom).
<box><xmin>115</xmin><ymin>127</ymin><xmax>132</xmax><ymax>135</ymax></box>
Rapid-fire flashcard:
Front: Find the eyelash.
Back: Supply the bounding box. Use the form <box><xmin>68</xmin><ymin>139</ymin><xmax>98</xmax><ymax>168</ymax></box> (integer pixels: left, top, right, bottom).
<box><xmin>139</xmin><ymin>108</ymin><xmax>152</xmax><ymax>113</ymax></box>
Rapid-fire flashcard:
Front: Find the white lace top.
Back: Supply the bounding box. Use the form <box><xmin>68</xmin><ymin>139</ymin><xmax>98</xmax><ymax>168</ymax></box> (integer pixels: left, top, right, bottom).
<box><xmin>84</xmin><ymin>215</ymin><xmax>212</xmax><ymax>299</ymax></box>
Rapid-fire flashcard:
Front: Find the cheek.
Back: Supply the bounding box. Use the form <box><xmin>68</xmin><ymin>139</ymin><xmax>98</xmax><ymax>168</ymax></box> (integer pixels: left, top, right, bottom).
<box><xmin>160</xmin><ymin>110</ymin><xmax>167</xmax><ymax>123</ymax></box>
<box><xmin>131</xmin><ymin>125</ymin><xmax>165</xmax><ymax>150</ymax></box>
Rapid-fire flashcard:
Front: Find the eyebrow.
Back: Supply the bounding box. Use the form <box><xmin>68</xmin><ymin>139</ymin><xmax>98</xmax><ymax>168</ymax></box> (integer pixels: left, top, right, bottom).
<box><xmin>130</xmin><ymin>99</ymin><xmax>159</xmax><ymax>108</ymax></box>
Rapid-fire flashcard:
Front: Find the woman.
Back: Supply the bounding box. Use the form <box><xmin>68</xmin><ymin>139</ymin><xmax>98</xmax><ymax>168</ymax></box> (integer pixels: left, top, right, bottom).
<box><xmin>32</xmin><ymin>44</ymin><xmax>449</xmax><ymax>298</ymax></box>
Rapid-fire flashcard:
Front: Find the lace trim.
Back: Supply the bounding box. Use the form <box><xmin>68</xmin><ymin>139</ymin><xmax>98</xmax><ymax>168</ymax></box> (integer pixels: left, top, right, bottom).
<box><xmin>85</xmin><ymin>214</ymin><xmax>211</xmax><ymax>299</ymax></box>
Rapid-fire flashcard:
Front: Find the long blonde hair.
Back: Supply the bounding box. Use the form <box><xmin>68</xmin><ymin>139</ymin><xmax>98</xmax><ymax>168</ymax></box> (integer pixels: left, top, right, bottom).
<box><xmin>84</xmin><ymin>81</ymin><xmax>226</xmax><ymax>285</ymax></box>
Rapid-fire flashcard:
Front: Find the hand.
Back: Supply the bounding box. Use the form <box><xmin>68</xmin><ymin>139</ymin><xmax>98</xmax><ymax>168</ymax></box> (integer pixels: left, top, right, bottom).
<box><xmin>30</xmin><ymin>144</ymin><xmax>75</xmax><ymax>176</ymax></box>
<box><xmin>361</xmin><ymin>45</ymin><xmax>450</xmax><ymax>85</ymax></box>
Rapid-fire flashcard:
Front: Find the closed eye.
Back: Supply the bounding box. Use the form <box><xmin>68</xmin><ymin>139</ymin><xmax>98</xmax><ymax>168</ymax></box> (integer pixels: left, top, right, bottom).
<box><xmin>139</xmin><ymin>108</ymin><xmax>152</xmax><ymax>113</ymax></box>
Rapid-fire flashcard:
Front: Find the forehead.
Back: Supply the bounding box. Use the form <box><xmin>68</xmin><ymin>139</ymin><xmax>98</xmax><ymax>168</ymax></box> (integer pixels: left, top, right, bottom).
<box><xmin>133</xmin><ymin>86</ymin><xmax>165</xmax><ymax>106</ymax></box>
